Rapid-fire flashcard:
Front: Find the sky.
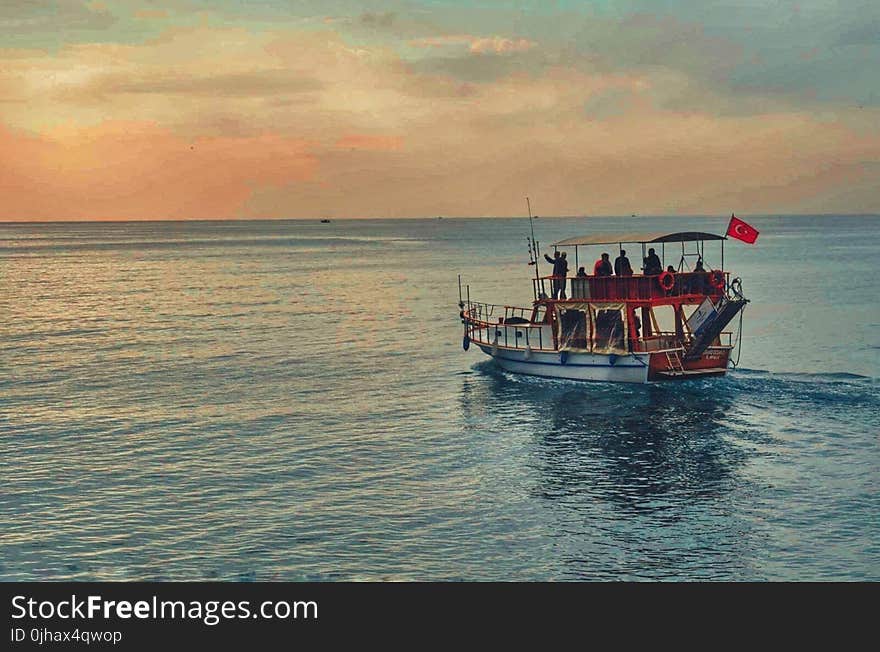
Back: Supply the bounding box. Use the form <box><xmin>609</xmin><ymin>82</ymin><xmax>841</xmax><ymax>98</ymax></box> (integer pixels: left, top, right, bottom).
<box><xmin>0</xmin><ymin>0</ymin><xmax>878</xmax><ymax>220</ymax></box>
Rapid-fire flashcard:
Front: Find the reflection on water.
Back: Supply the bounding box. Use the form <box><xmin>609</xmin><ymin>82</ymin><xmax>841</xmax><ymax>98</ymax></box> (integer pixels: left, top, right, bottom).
<box><xmin>458</xmin><ymin>362</ymin><xmax>878</xmax><ymax>579</ymax></box>
<box><xmin>460</xmin><ymin>364</ymin><xmax>766</xmax><ymax>579</ymax></box>
<box><xmin>466</xmin><ymin>362</ymin><xmax>744</xmax><ymax>505</ymax></box>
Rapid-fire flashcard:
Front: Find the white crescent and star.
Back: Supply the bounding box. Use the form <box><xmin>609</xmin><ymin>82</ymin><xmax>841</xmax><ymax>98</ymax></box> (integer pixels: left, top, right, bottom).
<box><xmin>735</xmin><ymin>224</ymin><xmax>748</xmax><ymax>235</ymax></box>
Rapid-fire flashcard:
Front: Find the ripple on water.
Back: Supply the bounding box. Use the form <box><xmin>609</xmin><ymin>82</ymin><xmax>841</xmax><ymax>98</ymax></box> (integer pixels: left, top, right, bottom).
<box><xmin>1</xmin><ymin>217</ymin><xmax>879</xmax><ymax>580</ymax></box>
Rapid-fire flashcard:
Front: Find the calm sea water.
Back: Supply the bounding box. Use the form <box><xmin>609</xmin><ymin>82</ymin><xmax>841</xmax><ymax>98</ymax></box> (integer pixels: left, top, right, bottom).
<box><xmin>1</xmin><ymin>215</ymin><xmax>878</xmax><ymax>581</ymax></box>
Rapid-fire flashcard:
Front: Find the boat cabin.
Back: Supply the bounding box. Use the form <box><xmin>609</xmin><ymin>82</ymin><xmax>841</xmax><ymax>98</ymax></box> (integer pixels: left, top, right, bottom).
<box><xmin>528</xmin><ymin>231</ymin><xmax>739</xmax><ymax>355</ymax></box>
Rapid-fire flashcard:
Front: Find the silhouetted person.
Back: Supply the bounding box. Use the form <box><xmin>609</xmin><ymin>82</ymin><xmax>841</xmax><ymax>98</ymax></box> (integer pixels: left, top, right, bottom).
<box><xmin>614</xmin><ymin>250</ymin><xmax>633</xmax><ymax>276</ymax></box>
<box><xmin>544</xmin><ymin>251</ymin><xmax>561</xmax><ymax>299</ymax></box>
<box><xmin>594</xmin><ymin>252</ymin><xmax>613</xmax><ymax>277</ymax></box>
<box><xmin>576</xmin><ymin>266</ymin><xmax>587</xmax><ymax>277</ymax></box>
<box><xmin>557</xmin><ymin>252</ymin><xmax>569</xmax><ymax>298</ymax></box>
<box><xmin>643</xmin><ymin>248</ymin><xmax>662</xmax><ymax>275</ymax></box>
<box><xmin>663</xmin><ymin>265</ymin><xmax>676</xmax><ymax>296</ymax></box>
<box><xmin>691</xmin><ymin>256</ymin><xmax>707</xmax><ymax>293</ymax></box>
<box><xmin>628</xmin><ymin>314</ymin><xmax>642</xmax><ymax>352</ymax></box>
<box><xmin>544</xmin><ymin>250</ymin><xmax>568</xmax><ymax>299</ymax></box>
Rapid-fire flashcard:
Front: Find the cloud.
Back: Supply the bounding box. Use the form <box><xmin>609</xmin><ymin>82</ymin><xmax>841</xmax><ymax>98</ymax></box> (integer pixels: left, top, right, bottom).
<box><xmin>0</xmin><ymin>27</ymin><xmax>376</xmax><ymax>134</ymax></box>
<box><xmin>409</xmin><ymin>34</ymin><xmax>536</xmax><ymax>54</ymax></box>
<box><xmin>618</xmin><ymin>4</ymin><xmax>880</xmax><ymax>108</ymax></box>
<box><xmin>1</xmin><ymin>15</ymin><xmax>879</xmax><ymax>219</ymax></box>
<box><xmin>0</xmin><ymin>0</ymin><xmax>117</xmax><ymax>47</ymax></box>
<box><xmin>0</xmin><ymin>0</ymin><xmax>113</xmax><ymax>27</ymax></box>
<box><xmin>470</xmin><ymin>37</ymin><xmax>536</xmax><ymax>54</ymax></box>
<box><xmin>246</xmin><ymin>96</ymin><xmax>880</xmax><ymax>217</ymax></box>
<box><xmin>75</xmin><ymin>69</ymin><xmax>324</xmax><ymax>99</ymax></box>
<box><xmin>360</xmin><ymin>12</ymin><xmax>396</xmax><ymax>29</ymax></box>
<box><xmin>407</xmin><ymin>49</ymin><xmax>550</xmax><ymax>84</ymax></box>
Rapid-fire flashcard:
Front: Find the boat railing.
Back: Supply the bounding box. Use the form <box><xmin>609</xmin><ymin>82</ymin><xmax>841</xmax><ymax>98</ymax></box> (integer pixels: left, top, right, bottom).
<box><xmin>635</xmin><ymin>330</ymin><xmax>733</xmax><ymax>352</ymax></box>
<box><xmin>463</xmin><ymin>302</ymin><xmax>554</xmax><ymax>351</ymax></box>
<box><xmin>636</xmin><ymin>334</ymin><xmax>683</xmax><ymax>352</ymax></box>
<box><xmin>464</xmin><ymin>302</ymin><xmax>533</xmax><ymax>324</ymax></box>
<box><xmin>462</xmin><ymin>303</ymin><xmax>734</xmax><ymax>353</ymax></box>
<box><xmin>536</xmin><ymin>271</ymin><xmax>728</xmax><ymax>302</ymax></box>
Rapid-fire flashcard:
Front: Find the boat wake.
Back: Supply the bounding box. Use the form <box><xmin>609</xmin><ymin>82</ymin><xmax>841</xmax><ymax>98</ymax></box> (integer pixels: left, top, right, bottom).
<box><xmin>470</xmin><ymin>360</ymin><xmax>880</xmax><ymax>422</ymax></box>
<box><xmin>474</xmin><ymin>359</ymin><xmax>876</xmax><ymax>388</ymax></box>
<box><xmin>731</xmin><ymin>368</ymin><xmax>874</xmax><ymax>383</ymax></box>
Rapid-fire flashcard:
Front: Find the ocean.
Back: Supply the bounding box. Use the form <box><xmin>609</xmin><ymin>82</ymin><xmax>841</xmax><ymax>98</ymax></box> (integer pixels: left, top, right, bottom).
<box><xmin>1</xmin><ymin>215</ymin><xmax>878</xmax><ymax>581</ymax></box>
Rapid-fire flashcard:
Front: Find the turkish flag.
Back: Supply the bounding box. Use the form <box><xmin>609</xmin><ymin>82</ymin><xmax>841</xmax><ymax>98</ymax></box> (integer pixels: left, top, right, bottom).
<box><xmin>726</xmin><ymin>214</ymin><xmax>759</xmax><ymax>244</ymax></box>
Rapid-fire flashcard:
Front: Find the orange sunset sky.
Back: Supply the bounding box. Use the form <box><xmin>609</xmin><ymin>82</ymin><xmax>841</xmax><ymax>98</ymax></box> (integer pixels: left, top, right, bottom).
<box><xmin>1</xmin><ymin>1</ymin><xmax>878</xmax><ymax>220</ymax></box>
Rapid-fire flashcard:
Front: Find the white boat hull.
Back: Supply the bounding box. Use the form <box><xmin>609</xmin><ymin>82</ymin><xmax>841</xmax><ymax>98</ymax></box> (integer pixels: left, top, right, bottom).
<box><xmin>476</xmin><ymin>344</ymin><xmax>651</xmax><ymax>384</ymax></box>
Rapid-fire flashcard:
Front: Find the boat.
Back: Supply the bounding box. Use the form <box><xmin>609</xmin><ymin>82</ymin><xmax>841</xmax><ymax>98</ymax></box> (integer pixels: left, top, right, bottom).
<box><xmin>320</xmin><ymin>219</ymin><xmax>331</xmax><ymax>223</ymax></box>
<box><xmin>458</xmin><ymin>229</ymin><xmax>748</xmax><ymax>383</ymax></box>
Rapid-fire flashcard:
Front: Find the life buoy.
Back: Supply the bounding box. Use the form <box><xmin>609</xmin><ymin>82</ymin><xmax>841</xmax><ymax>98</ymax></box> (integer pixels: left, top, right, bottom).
<box><xmin>709</xmin><ymin>270</ymin><xmax>725</xmax><ymax>290</ymax></box>
<box><xmin>658</xmin><ymin>271</ymin><xmax>675</xmax><ymax>291</ymax></box>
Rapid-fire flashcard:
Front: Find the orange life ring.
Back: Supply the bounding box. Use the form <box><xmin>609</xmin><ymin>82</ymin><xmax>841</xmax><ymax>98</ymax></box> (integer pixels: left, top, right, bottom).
<box><xmin>709</xmin><ymin>270</ymin><xmax>725</xmax><ymax>290</ymax></box>
<box><xmin>658</xmin><ymin>270</ymin><xmax>675</xmax><ymax>291</ymax></box>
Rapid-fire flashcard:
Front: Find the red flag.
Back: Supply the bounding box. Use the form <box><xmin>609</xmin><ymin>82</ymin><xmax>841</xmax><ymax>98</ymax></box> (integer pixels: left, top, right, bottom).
<box><xmin>726</xmin><ymin>214</ymin><xmax>759</xmax><ymax>244</ymax></box>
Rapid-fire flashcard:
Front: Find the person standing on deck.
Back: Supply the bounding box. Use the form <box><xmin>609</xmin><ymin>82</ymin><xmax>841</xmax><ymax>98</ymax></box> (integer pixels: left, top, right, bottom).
<box><xmin>614</xmin><ymin>250</ymin><xmax>633</xmax><ymax>276</ymax></box>
<box><xmin>643</xmin><ymin>248</ymin><xmax>662</xmax><ymax>275</ymax></box>
<box><xmin>544</xmin><ymin>251</ymin><xmax>568</xmax><ymax>299</ymax></box>
<box><xmin>557</xmin><ymin>252</ymin><xmax>569</xmax><ymax>298</ymax></box>
<box><xmin>544</xmin><ymin>250</ymin><xmax>560</xmax><ymax>298</ymax></box>
<box><xmin>690</xmin><ymin>256</ymin><xmax>707</xmax><ymax>294</ymax></box>
<box><xmin>594</xmin><ymin>253</ymin><xmax>613</xmax><ymax>277</ymax></box>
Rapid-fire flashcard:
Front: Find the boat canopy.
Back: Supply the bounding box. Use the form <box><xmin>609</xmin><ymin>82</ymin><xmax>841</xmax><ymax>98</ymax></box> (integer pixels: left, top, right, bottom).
<box><xmin>552</xmin><ymin>231</ymin><xmax>725</xmax><ymax>246</ymax></box>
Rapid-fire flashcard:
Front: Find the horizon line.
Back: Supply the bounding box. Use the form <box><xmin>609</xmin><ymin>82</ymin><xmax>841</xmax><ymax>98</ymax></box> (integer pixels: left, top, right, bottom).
<box><xmin>2</xmin><ymin>212</ymin><xmax>879</xmax><ymax>225</ymax></box>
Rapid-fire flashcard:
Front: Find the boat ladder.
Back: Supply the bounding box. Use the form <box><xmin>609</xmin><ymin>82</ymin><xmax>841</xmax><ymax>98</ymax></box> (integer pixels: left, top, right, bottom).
<box><xmin>664</xmin><ymin>350</ymin><xmax>685</xmax><ymax>375</ymax></box>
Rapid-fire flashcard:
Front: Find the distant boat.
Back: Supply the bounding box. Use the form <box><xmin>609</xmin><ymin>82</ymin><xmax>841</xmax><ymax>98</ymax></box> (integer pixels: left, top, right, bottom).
<box><xmin>320</xmin><ymin>219</ymin><xmax>331</xmax><ymax>223</ymax></box>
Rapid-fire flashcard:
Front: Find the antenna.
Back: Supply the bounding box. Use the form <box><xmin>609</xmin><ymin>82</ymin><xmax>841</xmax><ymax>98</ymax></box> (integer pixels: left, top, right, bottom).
<box><xmin>526</xmin><ymin>197</ymin><xmax>538</xmax><ymax>258</ymax></box>
<box><xmin>526</xmin><ymin>197</ymin><xmax>542</xmax><ymax>299</ymax></box>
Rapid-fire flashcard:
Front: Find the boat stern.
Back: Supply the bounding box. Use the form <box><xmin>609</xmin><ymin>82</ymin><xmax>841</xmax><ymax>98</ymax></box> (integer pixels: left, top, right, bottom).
<box><xmin>648</xmin><ymin>347</ymin><xmax>731</xmax><ymax>381</ymax></box>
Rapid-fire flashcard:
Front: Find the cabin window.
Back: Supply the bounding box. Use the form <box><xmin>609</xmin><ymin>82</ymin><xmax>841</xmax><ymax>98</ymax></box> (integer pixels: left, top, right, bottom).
<box><xmin>592</xmin><ymin>307</ymin><xmax>627</xmax><ymax>353</ymax></box>
<box><xmin>557</xmin><ymin>309</ymin><xmax>589</xmax><ymax>350</ymax></box>
<box><xmin>532</xmin><ymin>305</ymin><xmax>547</xmax><ymax>324</ymax></box>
